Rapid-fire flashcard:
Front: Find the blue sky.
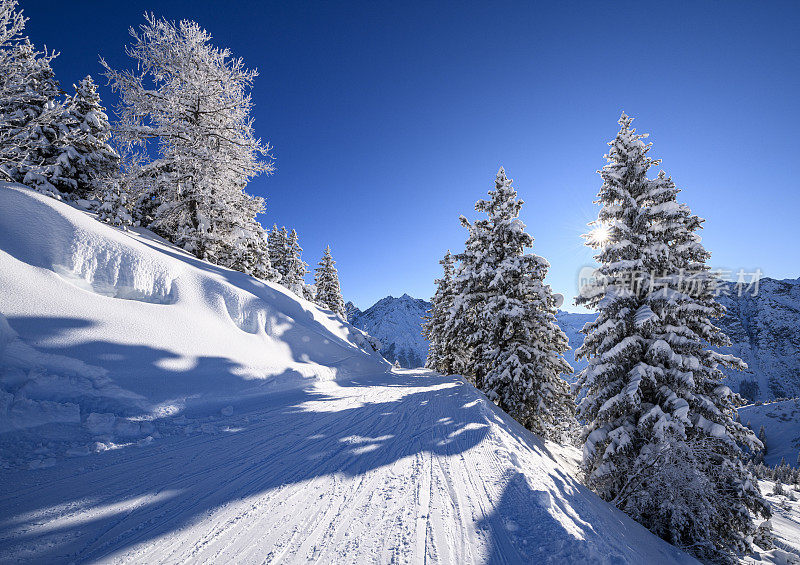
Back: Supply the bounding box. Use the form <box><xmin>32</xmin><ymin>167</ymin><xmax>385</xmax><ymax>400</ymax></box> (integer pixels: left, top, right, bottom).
<box><xmin>24</xmin><ymin>0</ymin><xmax>800</xmax><ymax>311</ymax></box>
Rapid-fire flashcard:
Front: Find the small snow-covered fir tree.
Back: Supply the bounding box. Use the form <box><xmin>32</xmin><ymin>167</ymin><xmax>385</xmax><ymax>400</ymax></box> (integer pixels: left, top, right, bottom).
<box><xmin>575</xmin><ymin>113</ymin><xmax>769</xmax><ymax>561</ymax></box>
<box><xmin>51</xmin><ymin>75</ymin><xmax>119</xmax><ymax>199</ymax></box>
<box><xmin>96</xmin><ymin>177</ymin><xmax>132</xmax><ymax>227</ymax></box>
<box><xmin>423</xmin><ymin>250</ymin><xmax>457</xmax><ymax>375</ymax></box>
<box><xmin>283</xmin><ymin>228</ymin><xmax>308</xmax><ymax>289</ymax></box>
<box><xmin>228</xmin><ymin>227</ymin><xmax>276</xmax><ymax>282</ymax></box>
<box><xmin>449</xmin><ymin>168</ymin><xmax>574</xmax><ymax>439</ymax></box>
<box><xmin>314</xmin><ymin>246</ymin><xmax>346</xmax><ymax>318</ymax></box>
<box><xmin>267</xmin><ymin>224</ymin><xmax>289</xmax><ymax>282</ymax></box>
<box><xmin>101</xmin><ymin>14</ymin><xmax>273</xmax><ymax>266</ymax></box>
<box><xmin>758</xmin><ymin>425</ymin><xmax>767</xmax><ymax>454</ymax></box>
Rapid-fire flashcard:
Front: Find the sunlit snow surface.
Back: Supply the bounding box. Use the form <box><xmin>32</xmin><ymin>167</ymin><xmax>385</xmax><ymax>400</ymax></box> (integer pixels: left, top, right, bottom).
<box><xmin>747</xmin><ymin>480</ymin><xmax>800</xmax><ymax>565</ymax></box>
<box><xmin>1</xmin><ymin>183</ymin><xmax>701</xmax><ymax>563</ymax></box>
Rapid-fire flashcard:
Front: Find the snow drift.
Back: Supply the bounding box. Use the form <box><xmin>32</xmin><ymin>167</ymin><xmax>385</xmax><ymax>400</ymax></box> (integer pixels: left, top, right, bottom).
<box><xmin>0</xmin><ymin>183</ymin><xmax>385</xmax><ymax>465</ymax></box>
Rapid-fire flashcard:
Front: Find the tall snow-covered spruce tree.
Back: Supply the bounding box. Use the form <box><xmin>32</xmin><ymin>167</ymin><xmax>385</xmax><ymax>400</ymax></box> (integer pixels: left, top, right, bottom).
<box><xmin>52</xmin><ymin>75</ymin><xmax>120</xmax><ymax>200</ymax></box>
<box><xmin>314</xmin><ymin>246</ymin><xmax>346</xmax><ymax>318</ymax></box>
<box><xmin>446</xmin><ymin>168</ymin><xmax>574</xmax><ymax>440</ymax></box>
<box><xmin>423</xmin><ymin>250</ymin><xmax>456</xmax><ymax>375</ymax></box>
<box><xmin>575</xmin><ymin>113</ymin><xmax>769</xmax><ymax>561</ymax></box>
<box><xmin>0</xmin><ymin>0</ymin><xmax>64</xmax><ymax>194</ymax></box>
<box><xmin>101</xmin><ymin>14</ymin><xmax>273</xmax><ymax>276</ymax></box>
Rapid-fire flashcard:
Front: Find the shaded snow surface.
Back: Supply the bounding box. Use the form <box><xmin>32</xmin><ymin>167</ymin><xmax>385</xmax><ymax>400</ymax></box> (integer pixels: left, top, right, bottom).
<box><xmin>0</xmin><ymin>184</ymin><xmax>698</xmax><ymax>563</ymax></box>
<box><xmin>739</xmin><ymin>399</ymin><xmax>800</xmax><ymax>468</ymax></box>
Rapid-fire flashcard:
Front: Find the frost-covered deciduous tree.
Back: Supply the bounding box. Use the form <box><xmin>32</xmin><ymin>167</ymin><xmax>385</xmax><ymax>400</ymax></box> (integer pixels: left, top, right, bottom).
<box><xmin>314</xmin><ymin>246</ymin><xmax>346</xmax><ymax>318</ymax></box>
<box><xmin>0</xmin><ymin>0</ymin><xmax>64</xmax><ymax>193</ymax></box>
<box><xmin>448</xmin><ymin>168</ymin><xmax>574</xmax><ymax>439</ymax></box>
<box><xmin>575</xmin><ymin>113</ymin><xmax>769</xmax><ymax>561</ymax></box>
<box><xmin>101</xmin><ymin>14</ymin><xmax>273</xmax><ymax>275</ymax></box>
<box><xmin>423</xmin><ymin>250</ymin><xmax>457</xmax><ymax>375</ymax></box>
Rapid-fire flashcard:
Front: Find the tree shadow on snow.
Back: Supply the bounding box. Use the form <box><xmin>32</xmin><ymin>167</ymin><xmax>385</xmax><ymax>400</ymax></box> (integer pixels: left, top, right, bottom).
<box><xmin>0</xmin><ymin>315</ymin><xmax>494</xmax><ymax>562</ymax></box>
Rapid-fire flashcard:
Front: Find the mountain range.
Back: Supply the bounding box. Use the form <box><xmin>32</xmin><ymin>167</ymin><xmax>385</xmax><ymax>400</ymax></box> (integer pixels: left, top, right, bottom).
<box><xmin>351</xmin><ymin>277</ymin><xmax>800</xmax><ymax>402</ymax></box>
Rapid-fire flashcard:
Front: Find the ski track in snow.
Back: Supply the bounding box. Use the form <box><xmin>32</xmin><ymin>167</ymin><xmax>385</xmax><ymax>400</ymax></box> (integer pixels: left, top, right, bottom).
<box><xmin>0</xmin><ymin>368</ymin><xmax>694</xmax><ymax>564</ymax></box>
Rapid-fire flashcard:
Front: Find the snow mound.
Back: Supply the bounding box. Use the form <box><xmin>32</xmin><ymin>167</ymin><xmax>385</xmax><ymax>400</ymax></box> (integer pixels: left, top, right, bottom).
<box><xmin>0</xmin><ymin>183</ymin><xmax>386</xmax><ymax>467</ymax></box>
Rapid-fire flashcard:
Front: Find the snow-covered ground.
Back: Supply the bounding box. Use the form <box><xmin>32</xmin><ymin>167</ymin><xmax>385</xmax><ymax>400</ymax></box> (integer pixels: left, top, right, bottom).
<box><xmin>745</xmin><ymin>479</ymin><xmax>800</xmax><ymax>565</ymax></box>
<box><xmin>1</xmin><ymin>366</ymin><xmax>702</xmax><ymax>563</ymax></box>
<box><xmin>739</xmin><ymin>399</ymin><xmax>800</xmax><ymax>468</ymax></box>
<box><xmin>0</xmin><ymin>183</ymin><xmax>386</xmax><ymax>467</ymax></box>
<box><xmin>0</xmin><ymin>184</ymin><xmax>705</xmax><ymax>563</ymax></box>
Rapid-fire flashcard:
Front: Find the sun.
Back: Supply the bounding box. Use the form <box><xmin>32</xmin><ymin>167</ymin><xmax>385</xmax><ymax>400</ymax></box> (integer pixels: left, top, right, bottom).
<box><xmin>586</xmin><ymin>222</ymin><xmax>612</xmax><ymax>246</ymax></box>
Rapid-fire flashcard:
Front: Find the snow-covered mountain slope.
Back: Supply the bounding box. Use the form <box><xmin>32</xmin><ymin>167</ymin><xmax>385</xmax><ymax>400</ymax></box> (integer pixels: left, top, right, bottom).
<box><xmin>739</xmin><ymin>399</ymin><xmax>800</xmax><ymax>468</ymax></box>
<box><xmin>555</xmin><ymin>311</ymin><xmax>594</xmax><ymax>381</ymax></box>
<box><xmin>715</xmin><ymin>278</ymin><xmax>800</xmax><ymax>401</ymax></box>
<box><xmin>0</xmin><ymin>183</ymin><xmax>386</xmax><ymax>465</ymax></box>
<box><xmin>754</xmin><ymin>478</ymin><xmax>800</xmax><ymax>564</ymax></box>
<box><xmin>347</xmin><ymin>294</ymin><xmax>430</xmax><ymax>368</ymax></box>
<box><xmin>0</xmin><ymin>184</ymin><xmax>699</xmax><ymax>563</ymax></box>
<box><xmin>557</xmin><ymin>278</ymin><xmax>800</xmax><ymax>403</ymax></box>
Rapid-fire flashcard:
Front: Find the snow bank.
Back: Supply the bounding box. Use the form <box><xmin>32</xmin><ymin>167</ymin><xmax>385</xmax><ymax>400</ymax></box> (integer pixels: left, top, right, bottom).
<box><xmin>0</xmin><ymin>183</ymin><xmax>386</xmax><ymax>468</ymax></box>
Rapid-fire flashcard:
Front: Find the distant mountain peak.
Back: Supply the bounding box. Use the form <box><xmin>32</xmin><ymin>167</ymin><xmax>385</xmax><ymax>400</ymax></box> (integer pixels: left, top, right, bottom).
<box><xmin>347</xmin><ymin>294</ymin><xmax>430</xmax><ymax>368</ymax></box>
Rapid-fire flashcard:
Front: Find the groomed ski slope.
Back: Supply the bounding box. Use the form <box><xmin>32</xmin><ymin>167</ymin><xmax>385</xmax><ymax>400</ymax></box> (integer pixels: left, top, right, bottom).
<box><xmin>0</xmin><ymin>184</ymin><xmax>695</xmax><ymax>563</ymax></box>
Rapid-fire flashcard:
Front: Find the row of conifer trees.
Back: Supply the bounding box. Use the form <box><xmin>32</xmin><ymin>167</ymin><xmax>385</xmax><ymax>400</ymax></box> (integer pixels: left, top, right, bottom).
<box><xmin>424</xmin><ymin>113</ymin><xmax>770</xmax><ymax>563</ymax></box>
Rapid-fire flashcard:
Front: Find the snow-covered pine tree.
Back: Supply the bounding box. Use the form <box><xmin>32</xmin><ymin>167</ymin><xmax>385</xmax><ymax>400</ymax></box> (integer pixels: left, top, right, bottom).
<box><xmin>444</xmin><ymin>212</ymin><xmax>492</xmax><ymax>384</ymax></box>
<box><xmin>575</xmin><ymin>113</ymin><xmax>769</xmax><ymax>561</ymax></box>
<box><xmin>96</xmin><ymin>177</ymin><xmax>133</xmax><ymax>227</ymax></box>
<box><xmin>267</xmin><ymin>224</ymin><xmax>288</xmax><ymax>282</ymax></box>
<box><xmin>0</xmin><ymin>1</ymin><xmax>65</xmax><ymax>196</ymax></box>
<box><xmin>100</xmin><ymin>14</ymin><xmax>273</xmax><ymax>267</ymax></box>
<box><xmin>51</xmin><ymin>75</ymin><xmax>119</xmax><ymax>199</ymax></box>
<box><xmin>314</xmin><ymin>246</ymin><xmax>346</xmax><ymax>318</ymax></box>
<box><xmin>423</xmin><ymin>250</ymin><xmax>456</xmax><ymax>374</ymax></box>
<box><xmin>0</xmin><ymin>0</ymin><xmax>29</xmax><ymax>179</ymax></box>
<box><xmin>283</xmin><ymin>228</ymin><xmax>308</xmax><ymax>289</ymax></box>
<box><xmin>228</xmin><ymin>227</ymin><xmax>276</xmax><ymax>282</ymax></box>
<box><xmin>450</xmin><ymin>168</ymin><xmax>574</xmax><ymax>439</ymax></box>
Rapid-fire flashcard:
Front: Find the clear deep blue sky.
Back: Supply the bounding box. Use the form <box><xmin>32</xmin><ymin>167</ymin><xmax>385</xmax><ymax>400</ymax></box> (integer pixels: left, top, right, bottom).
<box><xmin>23</xmin><ymin>0</ymin><xmax>800</xmax><ymax>311</ymax></box>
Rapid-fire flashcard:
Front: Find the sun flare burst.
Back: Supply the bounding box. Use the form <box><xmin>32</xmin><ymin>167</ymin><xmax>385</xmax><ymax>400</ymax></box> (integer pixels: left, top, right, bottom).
<box><xmin>587</xmin><ymin>223</ymin><xmax>612</xmax><ymax>246</ymax></box>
